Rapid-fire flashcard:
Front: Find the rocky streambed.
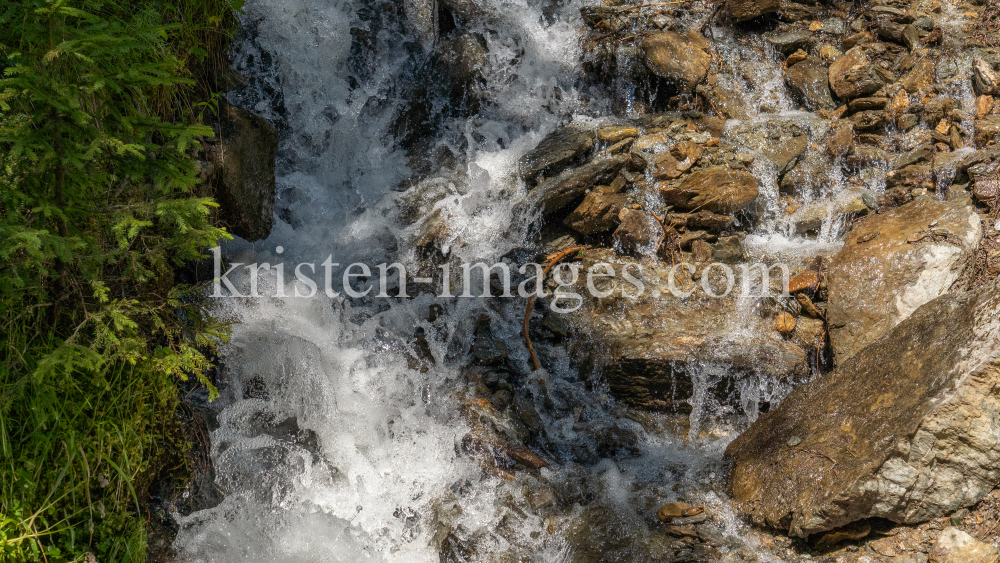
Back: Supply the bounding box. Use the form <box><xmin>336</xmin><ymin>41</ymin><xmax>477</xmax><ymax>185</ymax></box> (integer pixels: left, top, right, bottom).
<box><xmin>169</xmin><ymin>0</ymin><xmax>1000</xmax><ymax>560</ymax></box>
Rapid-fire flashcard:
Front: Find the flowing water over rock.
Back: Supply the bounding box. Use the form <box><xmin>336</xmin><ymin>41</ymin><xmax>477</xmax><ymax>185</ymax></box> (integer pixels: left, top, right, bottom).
<box><xmin>171</xmin><ymin>0</ymin><xmax>1000</xmax><ymax>560</ymax></box>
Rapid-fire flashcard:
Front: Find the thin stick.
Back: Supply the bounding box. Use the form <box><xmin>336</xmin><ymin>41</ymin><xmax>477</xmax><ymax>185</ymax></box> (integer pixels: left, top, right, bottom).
<box><xmin>524</xmin><ymin>246</ymin><xmax>589</xmax><ymax>370</ymax></box>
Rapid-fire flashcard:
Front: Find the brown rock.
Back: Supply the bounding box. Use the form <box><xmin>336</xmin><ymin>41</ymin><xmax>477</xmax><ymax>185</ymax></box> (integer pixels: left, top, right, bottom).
<box><xmin>652</xmin><ymin>152</ymin><xmax>683</xmax><ymax>180</ymax></box>
<box><xmin>597</xmin><ymin>125</ymin><xmax>640</xmax><ymax>143</ymax></box>
<box><xmin>975</xmin><ymin>115</ymin><xmax>1000</xmax><ymax>147</ymax></box>
<box><xmin>774</xmin><ymin>312</ymin><xmax>796</xmax><ymax>334</ymax></box>
<box><xmin>786</xmin><ymin>49</ymin><xmax>808</xmax><ymax>67</ymax></box>
<box><xmin>565</xmin><ymin>249</ymin><xmax>809</xmax><ymax>412</ymax></box>
<box><xmin>976</xmin><ymin>95</ymin><xmax>995</xmax><ymax>120</ymax></box>
<box><xmin>827</xmin><ymin>197</ymin><xmax>982</xmax><ymax>364</ymax></box>
<box><xmin>697</xmin><ymin>84</ymin><xmax>750</xmax><ymax>120</ymax></box>
<box><xmin>826</xmin><ymin>120</ymin><xmax>855</xmax><ymax>158</ymax></box>
<box><xmin>727</xmin><ymin>0</ymin><xmax>780</xmax><ymax>22</ymax></box>
<box><xmin>786</xmin><ymin>57</ymin><xmax>836</xmax><ymax>110</ymax></box>
<box><xmin>612</xmin><ymin>209</ymin><xmax>665</xmax><ymax>255</ymax></box>
<box><xmin>726</xmin><ymin>277</ymin><xmax>1000</xmax><ymax>537</ymax></box>
<box><xmin>660</xmin><ymin>167</ymin><xmax>760</xmax><ymax>215</ymax></box>
<box><xmin>643</xmin><ymin>31</ymin><xmax>711</xmax><ymax>91</ymax></box>
<box><xmin>901</xmin><ymin>60</ymin><xmax>936</xmax><ymax>93</ymax></box>
<box><xmin>973</xmin><ymin>58</ymin><xmax>1000</xmax><ymax>96</ymax></box>
<box><xmin>787</xmin><ymin>270</ymin><xmax>820</xmax><ymax>293</ymax></box>
<box><xmin>564</xmin><ymin>187</ymin><xmax>628</xmax><ymax>235</ymax></box>
<box><xmin>930</xmin><ymin>528</ymin><xmax>999</xmax><ymax>563</ymax></box>
<box><xmin>829</xmin><ymin>47</ymin><xmax>884</xmax><ymax>100</ymax></box>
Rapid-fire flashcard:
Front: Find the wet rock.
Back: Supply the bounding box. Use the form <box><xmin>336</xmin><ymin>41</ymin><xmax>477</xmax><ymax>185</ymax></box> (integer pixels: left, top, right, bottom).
<box><xmin>593</xmin><ymin>424</ymin><xmax>640</xmax><ymax>457</ymax></box>
<box><xmin>829</xmin><ymin>47</ymin><xmax>884</xmax><ymax>100</ymax></box>
<box><xmin>697</xmin><ymin>84</ymin><xmax>750</xmax><ymax>120</ymax></box>
<box><xmin>848</xmin><ymin>96</ymin><xmax>889</xmax><ymax>113</ymax></box>
<box><xmin>434</xmin><ymin>31</ymin><xmax>489</xmax><ymax>105</ymax></box>
<box><xmin>975</xmin><ymin>115</ymin><xmax>1000</xmax><ymax>147</ymax></box>
<box><xmin>660</xmin><ymin>167</ymin><xmax>760</xmax><ymax>215</ymax></box>
<box><xmin>658</xmin><ymin>502</ymin><xmax>702</xmax><ymax>522</ymax></box>
<box><xmin>827</xmin><ymin>196</ymin><xmax>982</xmax><ymax>364</ymax></box>
<box><xmin>612</xmin><ymin>209</ymin><xmax>664</xmax><ymax>255</ymax></box>
<box><xmin>930</xmin><ymin>528</ymin><xmax>999</xmax><ymax>563</ymax></box>
<box><xmin>901</xmin><ymin>60</ymin><xmax>936</xmax><ymax>93</ymax></box>
<box><xmin>513</xmin><ymin>395</ymin><xmax>545</xmax><ymax>438</ymax></box>
<box><xmin>670</xmin><ymin>210</ymin><xmax>736</xmax><ymax>231</ymax></box>
<box><xmin>727</xmin><ymin>0</ymin><xmax>780</xmax><ymax>22</ymax></box>
<box><xmin>786</xmin><ymin>57</ymin><xmax>836</xmax><ymax>111</ymax></box>
<box><xmin>564</xmin><ymin>187</ymin><xmax>628</xmax><ymax>235</ymax></box>
<box><xmin>651</xmin><ymin>152</ymin><xmax>684</xmax><ymax>180</ymax></box>
<box><xmin>565</xmin><ymin>249</ymin><xmax>808</xmax><ymax>412</ymax></box>
<box><xmin>643</xmin><ymin>31</ymin><xmax>712</xmax><ymax>92</ymax></box>
<box><xmin>826</xmin><ymin>120</ymin><xmax>855</xmax><ymax>158</ymax></box>
<box><xmin>778</xmin><ymin>0</ymin><xmax>820</xmax><ymax>22</ymax></box>
<box><xmin>519</xmin><ymin>124</ymin><xmax>596</xmax><ymax>185</ymax></box>
<box><xmin>781</xmin><ymin>153</ymin><xmax>833</xmax><ymax>196</ymax></box>
<box><xmin>760</xmin><ymin>134</ymin><xmax>809</xmax><ymax>175</ymax></box>
<box><xmin>765</xmin><ymin>30</ymin><xmax>814</xmax><ymax>55</ymax></box>
<box><xmin>976</xmin><ymin>95</ymin><xmax>996</xmax><ymax>120</ymax></box>
<box><xmin>597</xmin><ymin>125</ymin><xmax>640</xmax><ymax>144</ymax></box>
<box><xmin>973</xmin><ymin>58</ymin><xmax>1000</xmax><ymax>97</ymax></box>
<box><xmin>530</xmin><ymin>154</ymin><xmax>630</xmax><ymax>216</ymax></box>
<box><xmin>209</xmin><ymin>104</ymin><xmax>279</xmax><ymax>242</ymax></box>
<box><xmin>789</xmin><ymin>188</ymin><xmax>869</xmax><ymax>236</ymax></box>
<box><xmin>726</xmin><ymin>276</ymin><xmax>1000</xmax><ymax>537</ymax></box>
<box><xmin>848</xmin><ymin>109</ymin><xmax>888</xmax><ymax>131</ymax></box>
<box><xmin>472</xmin><ymin>315</ymin><xmax>508</xmax><ymax>364</ymax></box>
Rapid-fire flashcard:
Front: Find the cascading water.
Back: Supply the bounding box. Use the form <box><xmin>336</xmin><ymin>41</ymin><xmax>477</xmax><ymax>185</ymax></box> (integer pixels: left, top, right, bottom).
<box><xmin>168</xmin><ymin>0</ymin><xmax>990</xmax><ymax>560</ymax></box>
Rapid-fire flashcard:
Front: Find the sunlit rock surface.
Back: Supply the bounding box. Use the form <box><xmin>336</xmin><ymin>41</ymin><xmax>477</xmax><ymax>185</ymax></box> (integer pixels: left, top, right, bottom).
<box><xmin>726</xmin><ymin>277</ymin><xmax>1000</xmax><ymax>537</ymax></box>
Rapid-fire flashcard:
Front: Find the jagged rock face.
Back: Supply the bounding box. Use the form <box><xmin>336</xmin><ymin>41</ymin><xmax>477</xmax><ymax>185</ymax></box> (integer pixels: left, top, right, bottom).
<box><xmin>725</xmin><ymin>277</ymin><xmax>1000</xmax><ymax>538</ymax></box>
<box><xmin>209</xmin><ymin>104</ymin><xmax>279</xmax><ymax>242</ymax></box>
<box><xmin>529</xmin><ymin>155</ymin><xmax>630</xmax><ymax>216</ymax></box>
<box><xmin>826</xmin><ymin>196</ymin><xmax>982</xmax><ymax>365</ymax></box>
<box><xmin>642</xmin><ymin>31</ymin><xmax>711</xmax><ymax>92</ymax></box>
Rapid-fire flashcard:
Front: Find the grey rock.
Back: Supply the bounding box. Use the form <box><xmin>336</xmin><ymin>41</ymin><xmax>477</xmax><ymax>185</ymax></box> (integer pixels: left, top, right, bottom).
<box><xmin>930</xmin><ymin>528</ymin><xmax>999</xmax><ymax>563</ymax></box>
<box><xmin>530</xmin><ymin>155</ymin><xmax>630</xmax><ymax>216</ymax></box>
<box><xmin>518</xmin><ymin>124</ymin><xmax>596</xmax><ymax>184</ymax></box>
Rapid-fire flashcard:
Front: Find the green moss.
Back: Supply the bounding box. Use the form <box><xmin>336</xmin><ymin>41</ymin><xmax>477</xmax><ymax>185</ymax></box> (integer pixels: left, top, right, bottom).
<box><xmin>0</xmin><ymin>0</ymin><xmax>240</xmax><ymax>560</ymax></box>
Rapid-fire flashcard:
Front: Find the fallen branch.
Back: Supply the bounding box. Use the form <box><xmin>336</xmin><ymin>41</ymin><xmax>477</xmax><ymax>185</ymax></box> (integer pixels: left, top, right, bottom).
<box><xmin>524</xmin><ymin>246</ymin><xmax>589</xmax><ymax>370</ymax></box>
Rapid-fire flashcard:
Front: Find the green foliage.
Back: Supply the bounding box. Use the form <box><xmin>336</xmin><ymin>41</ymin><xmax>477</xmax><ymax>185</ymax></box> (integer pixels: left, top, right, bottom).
<box><xmin>0</xmin><ymin>0</ymin><xmax>238</xmax><ymax>560</ymax></box>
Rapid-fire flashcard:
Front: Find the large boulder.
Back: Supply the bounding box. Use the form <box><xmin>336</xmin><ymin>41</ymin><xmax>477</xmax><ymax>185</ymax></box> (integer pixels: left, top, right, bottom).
<box><xmin>209</xmin><ymin>103</ymin><xmax>279</xmax><ymax>242</ymax></box>
<box><xmin>564</xmin><ymin>249</ymin><xmax>810</xmax><ymax>413</ymax></box>
<box><xmin>826</xmin><ymin>196</ymin><xmax>982</xmax><ymax>364</ymax></box>
<box><xmin>660</xmin><ymin>167</ymin><xmax>760</xmax><ymax>215</ymax></box>
<box><xmin>725</xmin><ymin>276</ymin><xmax>1000</xmax><ymax>537</ymax></box>
<box><xmin>727</xmin><ymin>0</ymin><xmax>780</xmax><ymax>22</ymax></box>
<box><xmin>642</xmin><ymin>31</ymin><xmax>711</xmax><ymax>92</ymax></box>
